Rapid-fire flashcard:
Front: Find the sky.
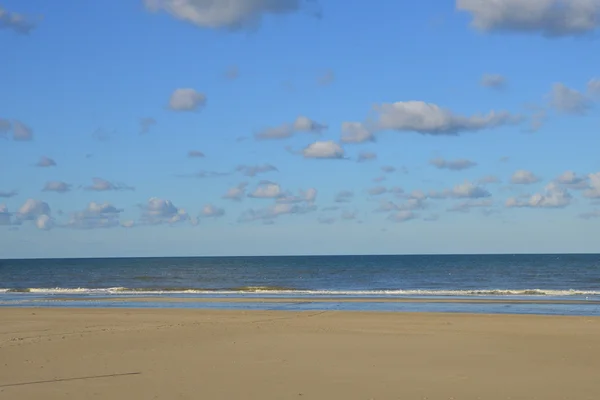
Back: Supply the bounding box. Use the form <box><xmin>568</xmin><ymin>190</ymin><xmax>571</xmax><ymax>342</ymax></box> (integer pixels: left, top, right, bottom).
<box><xmin>1</xmin><ymin>0</ymin><xmax>600</xmax><ymax>258</ymax></box>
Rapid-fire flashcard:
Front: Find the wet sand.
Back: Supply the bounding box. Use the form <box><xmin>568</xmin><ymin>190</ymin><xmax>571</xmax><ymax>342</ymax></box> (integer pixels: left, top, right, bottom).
<box><xmin>1</xmin><ymin>308</ymin><xmax>600</xmax><ymax>399</ymax></box>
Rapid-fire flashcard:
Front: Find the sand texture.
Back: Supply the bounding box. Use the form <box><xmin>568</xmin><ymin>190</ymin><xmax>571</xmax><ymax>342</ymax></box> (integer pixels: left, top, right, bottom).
<box><xmin>1</xmin><ymin>308</ymin><xmax>600</xmax><ymax>399</ymax></box>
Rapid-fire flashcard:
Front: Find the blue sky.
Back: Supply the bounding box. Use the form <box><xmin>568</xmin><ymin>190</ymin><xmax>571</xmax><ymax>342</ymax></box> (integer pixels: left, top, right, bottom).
<box><xmin>1</xmin><ymin>0</ymin><xmax>599</xmax><ymax>258</ymax></box>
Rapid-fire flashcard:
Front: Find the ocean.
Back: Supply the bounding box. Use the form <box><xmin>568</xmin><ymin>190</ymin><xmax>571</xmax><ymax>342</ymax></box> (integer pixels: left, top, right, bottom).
<box><xmin>1</xmin><ymin>254</ymin><xmax>600</xmax><ymax>315</ymax></box>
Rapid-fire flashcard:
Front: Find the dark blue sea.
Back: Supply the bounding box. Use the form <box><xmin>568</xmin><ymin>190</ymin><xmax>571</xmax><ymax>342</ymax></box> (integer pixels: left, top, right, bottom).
<box><xmin>2</xmin><ymin>254</ymin><xmax>600</xmax><ymax>315</ymax></box>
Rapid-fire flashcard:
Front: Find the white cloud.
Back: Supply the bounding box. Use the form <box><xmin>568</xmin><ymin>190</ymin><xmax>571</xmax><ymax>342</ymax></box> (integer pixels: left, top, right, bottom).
<box><xmin>511</xmin><ymin>170</ymin><xmax>541</xmax><ymax>184</ymax></box>
<box><xmin>430</xmin><ymin>157</ymin><xmax>477</xmax><ymax>171</ymax></box>
<box><xmin>579</xmin><ymin>209</ymin><xmax>600</xmax><ymax>220</ymax></box>
<box><xmin>277</xmin><ymin>188</ymin><xmax>317</xmax><ymax>204</ymax></box>
<box><xmin>168</xmin><ymin>88</ymin><xmax>206</xmax><ymax>111</ymax></box>
<box><xmin>374</xmin><ymin>101</ymin><xmax>521</xmax><ymax>135</ymax></box>
<box><xmin>35</xmin><ymin>214</ymin><xmax>53</xmax><ymax>230</ymax></box>
<box><xmin>188</xmin><ymin>150</ymin><xmax>205</xmax><ymax>158</ymax></box>
<box><xmin>340</xmin><ymin>122</ymin><xmax>374</xmax><ymax>144</ymax></box>
<box><xmin>554</xmin><ymin>170</ymin><xmax>588</xmax><ymax>189</ymax></box>
<box><xmin>588</xmin><ymin>78</ymin><xmax>600</xmax><ymax>96</ymax></box>
<box><xmin>448</xmin><ymin>199</ymin><xmax>494</xmax><ymax>213</ymax></box>
<box><xmin>317</xmin><ymin>69</ymin><xmax>335</xmax><ymax>86</ymax></box>
<box><xmin>481</xmin><ymin>73</ymin><xmax>507</xmax><ymax>89</ymax></box>
<box><xmin>506</xmin><ymin>182</ymin><xmax>572</xmax><ymax>208</ymax></box>
<box><xmin>388</xmin><ymin>210</ymin><xmax>416</xmax><ymax>223</ymax></box>
<box><xmin>583</xmin><ymin>172</ymin><xmax>600</xmax><ymax>198</ymax></box>
<box><xmin>368</xmin><ymin>186</ymin><xmax>387</xmax><ymax>196</ymax></box>
<box><xmin>0</xmin><ymin>118</ymin><xmax>11</xmax><ymax>136</ymax></box>
<box><xmin>302</xmin><ymin>141</ymin><xmax>344</xmax><ymax>159</ymax></box>
<box><xmin>334</xmin><ymin>190</ymin><xmax>353</xmax><ymax>203</ymax></box>
<box><xmin>201</xmin><ymin>204</ymin><xmax>225</xmax><ymax>217</ymax></box>
<box><xmin>12</xmin><ymin>120</ymin><xmax>33</xmax><ymax>141</ymax></box>
<box><xmin>248</xmin><ymin>182</ymin><xmax>282</xmax><ymax>199</ymax></box>
<box><xmin>450</xmin><ymin>182</ymin><xmax>491</xmax><ymax>198</ymax></box>
<box><xmin>357</xmin><ymin>151</ymin><xmax>377</xmax><ymax>163</ymax></box>
<box><xmin>86</xmin><ymin>178</ymin><xmax>134</xmax><ymax>191</ymax></box>
<box><xmin>239</xmin><ymin>202</ymin><xmax>316</xmax><ymax>223</ymax></box>
<box><xmin>549</xmin><ymin>83</ymin><xmax>591</xmax><ymax>114</ymax></box>
<box><xmin>15</xmin><ymin>199</ymin><xmax>51</xmax><ymax>229</ymax></box>
<box><xmin>140</xmin><ymin>117</ymin><xmax>157</xmax><ymax>134</ymax></box>
<box><xmin>36</xmin><ymin>156</ymin><xmax>56</xmax><ymax>168</ymax></box>
<box><xmin>478</xmin><ymin>175</ymin><xmax>501</xmax><ymax>184</ymax></box>
<box><xmin>255</xmin><ymin>116</ymin><xmax>327</xmax><ymax>140</ymax></box>
<box><xmin>142</xmin><ymin>197</ymin><xmax>192</xmax><ymax>225</ymax></box>
<box><xmin>381</xmin><ymin>165</ymin><xmax>396</xmax><ymax>173</ymax></box>
<box><xmin>236</xmin><ymin>164</ymin><xmax>278</xmax><ymax>177</ymax></box>
<box><xmin>457</xmin><ymin>0</ymin><xmax>600</xmax><ymax>37</ymax></box>
<box><xmin>0</xmin><ymin>6</ymin><xmax>38</xmax><ymax>34</ymax></box>
<box><xmin>143</xmin><ymin>0</ymin><xmax>312</xmax><ymax>30</ymax></box>
<box><xmin>222</xmin><ymin>182</ymin><xmax>248</xmax><ymax>201</ymax></box>
<box><xmin>0</xmin><ymin>190</ymin><xmax>18</xmax><ymax>198</ymax></box>
<box><xmin>43</xmin><ymin>181</ymin><xmax>71</xmax><ymax>193</ymax></box>
<box><xmin>121</xmin><ymin>220</ymin><xmax>135</xmax><ymax>228</ymax></box>
<box><xmin>66</xmin><ymin>202</ymin><xmax>123</xmax><ymax>229</ymax></box>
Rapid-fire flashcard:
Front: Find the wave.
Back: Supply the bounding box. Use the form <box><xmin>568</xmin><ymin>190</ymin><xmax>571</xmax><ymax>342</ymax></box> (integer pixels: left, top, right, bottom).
<box><xmin>1</xmin><ymin>287</ymin><xmax>600</xmax><ymax>297</ymax></box>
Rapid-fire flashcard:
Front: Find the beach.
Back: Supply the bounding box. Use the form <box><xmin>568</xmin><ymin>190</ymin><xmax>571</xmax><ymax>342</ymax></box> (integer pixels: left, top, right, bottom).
<box><xmin>1</xmin><ymin>308</ymin><xmax>600</xmax><ymax>399</ymax></box>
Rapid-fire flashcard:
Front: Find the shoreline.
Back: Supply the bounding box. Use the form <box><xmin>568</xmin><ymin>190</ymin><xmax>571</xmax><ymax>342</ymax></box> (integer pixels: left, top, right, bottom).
<box><xmin>2</xmin><ymin>308</ymin><xmax>600</xmax><ymax>399</ymax></box>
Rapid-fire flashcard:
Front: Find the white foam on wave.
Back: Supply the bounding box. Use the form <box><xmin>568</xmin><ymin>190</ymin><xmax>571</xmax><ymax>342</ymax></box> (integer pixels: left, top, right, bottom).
<box><xmin>1</xmin><ymin>288</ymin><xmax>600</xmax><ymax>297</ymax></box>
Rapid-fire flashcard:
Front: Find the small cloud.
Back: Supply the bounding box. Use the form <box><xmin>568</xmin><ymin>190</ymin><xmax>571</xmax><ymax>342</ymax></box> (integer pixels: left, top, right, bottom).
<box><xmin>457</xmin><ymin>0</ymin><xmax>600</xmax><ymax>37</ymax></box>
<box><xmin>255</xmin><ymin>116</ymin><xmax>327</xmax><ymax>140</ymax></box>
<box><xmin>341</xmin><ymin>122</ymin><xmax>374</xmax><ymax>144</ymax></box>
<box><xmin>579</xmin><ymin>210</ymin><xmax>600</xmax><ymax>220</ymax></box>
<box><xmin>0</xmin><ymin>118</ymin><xmax>11</xmax><ymax>136</ymax></box>
<box><xmin>188</xmin><ymin>150</ymin><xmax>205</xmax><ymax>158</ymax></box>
<box><xmin>373</xmin><ymin>101</ymin><xmax>522</xmax><ymax>135</ymax></box>
<box><xmin>0</xmin><ymin>190</ymin><xmax>18</xmax><ymax>198</ymax></box>
<box><xmin>499</xmin><ymin>156</ymin><xmax>510</xmax><ymax>163</ymax></box>
<box><xmin>168</xmin><ymin>88</ymin><xmax>207</xmax><ymax>112</ymax></box>
<box><xmin>511</xmin><ymin>170</ymin><xmax>541</xmax><ymax>185</ymax></box>
<box><xmin>143</xmin><ymin>0</ymin><xmax>317</xmax><ymax>31</ymax></box>
<box><xmin>341</xmin><ymin>210</ymin><xmax>357</xmax><ymax>220</ymax></box>
<box><xmin>236</xmin><ymin>164</ymin><xmax>278</xmax><ymax>177</ymax></box>
<box><xmin>0</xmin><ymin>6</ymin><xmax>38</xmax><ymax>35</ymax></box>
<box><xmin>201</xmin><ymin>204</ymin><xmax>225</xmax><ymax>218</ymax></box>
<box><xmin>42</xmin><ymin>181</ymin><xmax>71</xmax><ymax>193</ymax></box>
<box><xmin>583</xmin><ymin>172</ymin><xmax>600</xmax><ymax>199</ymax></box>
<box><xmin>12</xmin><ymin>120</ymin><xmax>33</xmax><ymax>141</ymax></box>
<box><xmin>186</xmin><ymin>170</ymin><xmax>230</xmax><ymax>178</ymax></box>
<box><xmin>222</xmin><ymin>182</ymin><xmax>248</xmax><ymax>201</ymax></box>
<box><xmin>480</xmin><ymin>73</ymin><xmax>506</xmax><ymax>89</ymax></box>
<box><xmin>15</xmin><ymin>199</ymin><xmax>52</xmax><ymax>229</ymax></box>
<box><xmin>224</xmin><ymin>66</ymin><xmax>239</xmax><ymax>80</ymax></box>
<box><xmin>506</xmin><ymin>183</ymin><xmax>571</xmax><ymax>208</ymax></box>
<box><xmin>429</xmin><ymin>181</ymin><xmax>491</xmax><ymax>199</ymax></box>
<box><xmin>141</xmin><ymin>197</ymin><xmax>192</xmax><ymax>225</ymax></box>
<box><xmin>554</xmin><ymin>171</ymin><xmax>588</xmax><ymax>189</ymax></box>
<box><xmin>67</xmin><ymin>202</ymin><xmax>123</xmax><ymax>229</ymax></box>
<box><xmin>85</xmin><ymin>177</ymin><xmax>134</xmax><ymax>191</ymax></box>
<box><xmin>302</xmin><ymin>141</ymin><xmax>345</xmax><ymax>159</ymax></box>
<box><xmin>368</xmin><ymin>186</ymin><xmax>388</xmax><ymax>196</ymax></box>
<box><xmin>447</xmin><ymin>199</ymin><xmax>493</xmax><ymax>213</ymax></box>
<box><xmin>549</xmin><ymin>83</ymin><xmax>591</xmax><ymax>115</ymax></box>
<box><xmin>381</xmin><ymin>165</ymin><xmax>396</xmax><ymax>173</ymax></box>
<box><xmin>334</xmin><ymin>190</ymin><xmax>354</xmax><ymax>203</ymax></box>
<box><xmin>478</xmin><ymin>175</ymin><xmax>501</xmax><ymax>184</ymax></box>
<box><xmin>0</xmin><ymin>204</ymin><xmax>11</xmax><ymax>225</ymax></box>
<box><xmin>92</xmin><ymin>128</ymin><xmax>113</xmax><ymax>142</ymax></box>
<box><xmin>588</xmin><ymin>78</ymin><xmax>600</xmax><ymax>96</ymax></box>
<box><xmin>317</xmin><ymin>69</ymin><xmax>335</xmax><ymax>86</ymax></box>
<box><xmin>238</xmin><ymin>202</ymin><xmax>317</xmax><ymax>223</ymax></box>
<box><xmin>387</xmin><ymin>210</ymin><xmax>416</xmax><ymax>223</ymax></box>
<box><xmin>248</xmin><ymin>182</ymin><xmax>282</xmax><ymax>199</ymax></box>
<box><xmin>277</xmin><ymin>188</ymin><xmax>317</xmax><ymax>204</ymax></box>
<box><xmin>430</xmin><ymin>157</ymin><xmax>477</xmax><ymax>171</ymax></box>
<box><xmin>357</xmin><ymin>151</ymin><xmax>377</xmax><ymax>163</ymax></box>
<box><xmin>35</xmin><ymin>156</ymin><xmax>56</xmax><ymax>168</ymax></box>
<box><xmin>140</xmin><ymin>117</ymin><xmax>157</xmax><ymax>134</ymax></box>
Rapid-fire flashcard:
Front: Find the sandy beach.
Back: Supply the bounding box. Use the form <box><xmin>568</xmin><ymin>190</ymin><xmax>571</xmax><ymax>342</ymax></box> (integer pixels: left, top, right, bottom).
<box><xmin>1</xmin><ymin>308</ymin><xmax>600</xmax><ymax>399</ymax></box>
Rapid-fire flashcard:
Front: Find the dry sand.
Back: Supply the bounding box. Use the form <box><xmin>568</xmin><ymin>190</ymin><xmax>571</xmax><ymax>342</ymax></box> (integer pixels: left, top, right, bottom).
<box><xmin>1</xmin><ymin>308</ymin><xmax>600</xmax><ymax>400</ymax></box>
